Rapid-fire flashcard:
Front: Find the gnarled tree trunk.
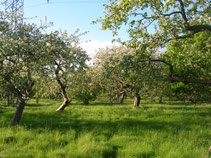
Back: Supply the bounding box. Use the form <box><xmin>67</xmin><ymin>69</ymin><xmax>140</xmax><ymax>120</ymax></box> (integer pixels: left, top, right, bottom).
<box><xmin>11</xmin><ymin>98</ymin><xmax>26</xmax><ymax>126</ymax></box>
<box><xmin>5</xmin><ymin>77</ymin><xmax>27</xmax><ymax>126</ymax></box>
<box><xmin>7</xmin><ymin>70</ymin><xmax>34</xmax><ymax>126</ymax></box>
<box><xmin>133</xmin><ymin>93</ymin><xmax>141</xmax><ymax>108</ymax></box>
<box><xmin>56</xmin><ymin>78</ymin><xmax>69</xmax><ymax>112</ymax></box>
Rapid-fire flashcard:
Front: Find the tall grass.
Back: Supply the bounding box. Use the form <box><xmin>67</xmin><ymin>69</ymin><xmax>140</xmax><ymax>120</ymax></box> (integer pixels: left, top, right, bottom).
<box><xmin>0</xmin><ymin>98</ymin><xmax>210</xmax><ymax>158</ymax></box>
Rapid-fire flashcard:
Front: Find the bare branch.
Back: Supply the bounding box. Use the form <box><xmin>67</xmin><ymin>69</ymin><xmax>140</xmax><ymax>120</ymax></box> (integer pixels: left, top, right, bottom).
<box><xmin>160</xmin><ymin>11</ymin><xmax>181</xmax><ymax>17</ymax></box>
<box><xmin>178</xmin><ymin>0</ymin><xmax>190</xmax><ymax>29</ymax></box>
<box><xmin>4</xmin><ymin>75</ymin><xmax>23</xmax><ymax>99</ymax></box>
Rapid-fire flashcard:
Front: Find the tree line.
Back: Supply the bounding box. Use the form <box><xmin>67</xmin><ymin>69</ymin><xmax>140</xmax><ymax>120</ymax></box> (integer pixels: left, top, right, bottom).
<box><xmin>0</xmin><ymin>0</ymin><xmax>210</xmax><ymax>126</ymax></box>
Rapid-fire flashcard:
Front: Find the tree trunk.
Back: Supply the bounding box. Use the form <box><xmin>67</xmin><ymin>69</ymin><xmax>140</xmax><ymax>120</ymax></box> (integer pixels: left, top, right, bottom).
<box><xmin>36</xmin><ymin>94</ymin><xmax>41</xmax><ymax>104</ymax></box>
<box><xmin>11</xmin><ymin>93</ymin><xmax>15</xmax><ymax>107</ymax></box>
<box><xmin>84</xmin><ymin>98</ymin><xmax>89</xmax><ymax>105</ymax></box>
<box><xmin>151</xmin><ymin>95</ymin><xmax>155</xmax><ymax>102</ymax></box>
<box><xmin>56</xmin><ymin>79</ymin><xmax>69</xmax><ymax>112</ymax></box>
<box><xmin>120</xmin><ymin>92</ymin><xmax>125</xmax><ymax>104</ymax></box>
<box><xmin>11</xmin><ymin>98</ymin><xmax>26</xmax><ymax>126</ymax></box>
<box><xmin>5</xmin><ymin>70</ymin><xmax>34</xmax><ymax>126</ymax></box>
<box><xmin>56</xmin><ymin>97</ymin><xmax>69</xmax><ymax>112</ymax></box>
<box><xmin>7</xmin><ymin>93</ymin><xmax>10</xmax><ymax>106</ymax></box>
<box><xmin>133</xmin><ymin>93</ymin><xmax>140</xmax><ymax>108</ymax></box>
<box><xmin>159</xmin><ymin>96</ymin><xmax>163</xmax><ymax>104</ymax></box>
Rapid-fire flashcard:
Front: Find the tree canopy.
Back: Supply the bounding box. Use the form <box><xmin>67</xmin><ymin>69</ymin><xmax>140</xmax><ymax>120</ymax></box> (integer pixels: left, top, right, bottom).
<box><xmin>96</xmin><ymin>0</ymin><xmax>211</xmax><ymax>85</ymax></box>
<box><xmin>96</xmin><ymin>0</ymin><xmax>210</xmax><ymax>48</ymax></box>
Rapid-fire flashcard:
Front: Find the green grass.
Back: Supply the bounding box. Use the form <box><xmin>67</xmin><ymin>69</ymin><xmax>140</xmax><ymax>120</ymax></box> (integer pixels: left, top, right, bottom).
<box><xmin>0</xmin><ymin>98</ymin><xmax>211</xmax><ymax>158</ymax></box>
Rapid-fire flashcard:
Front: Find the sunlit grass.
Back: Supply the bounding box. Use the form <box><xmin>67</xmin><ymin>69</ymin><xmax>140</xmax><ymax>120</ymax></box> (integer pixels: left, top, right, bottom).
<box><xmin>0</xmin><ymin>98</ymin><xmax>210</xmax><ymax>158</ymax></box>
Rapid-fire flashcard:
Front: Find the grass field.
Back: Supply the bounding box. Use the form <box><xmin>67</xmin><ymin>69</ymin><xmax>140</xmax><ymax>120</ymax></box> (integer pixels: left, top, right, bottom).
<box><xmin>0</xmin><ymin>98</ymin><xmax>211</xmax><ymax>158</ymax></box>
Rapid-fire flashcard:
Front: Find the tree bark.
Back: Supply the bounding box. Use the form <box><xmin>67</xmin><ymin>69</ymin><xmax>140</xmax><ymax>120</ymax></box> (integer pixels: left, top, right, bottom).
<box><xmin>133</xmin><ymin>93</ymin><xmax>140</xmax><ymax>108</ymax></box>
<box><xmin>7</xmin><ymin>93</ymin><xmax>10</xmax><ymax>106</ymax></box>
<box><xmin>11</xmin><ymin>98</ymin><xmax>26</xmax><ymax>126</ymax></box>
<box><xmin>56</xmin><ymin>97</ymin><xmax>69</xmax><ymax>112</ymax></box>
<box><xmin>5</xmin><ymin>70</ymin><xmax>34</xmax><ymax>126</ymax></box>
<box><xmin>84</xmin><ymin>98</ymin><xmax>89</xmax><ymax>105</ymax></box>
<box><xmin>120</xmin><ymin>92</ymin><xmax>125</xmax><ymax>104</ymax></box>
<box><xmin>159</xmin><ymin>96</ymin><xmax>163</xmax><ymax>104</ymax></box>
<box><xmin>36</xmin><ymin>94</ymin><xmax>41</xmax><ymax>104</ymax></box>
<box><xmin>11</xmin><ymin>93</ymin><xmax>15</xmax><ymax>107</ymax></box>
<box><xmin>56</xmin><ymin>78</ymin><xmax>69</xmax><ymax>112</ymax></box>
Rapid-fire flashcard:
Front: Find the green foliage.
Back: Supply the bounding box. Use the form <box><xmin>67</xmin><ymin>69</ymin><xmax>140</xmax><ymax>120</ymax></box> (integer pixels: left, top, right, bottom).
<box><xmin>0</xmin><ymin>98</ymin><xmax>210</xmax><ymax>157</ymax></box>
<box><xmin>0</xmin><ymin>15</ymin><xmax>46</xmax><ymax>99</ymax></box>
<box><xmin>170</xmin><ymin>82</ymin><xmax>211</xmax><ymax>103</ymax></box>
<box><xmin>32</xmin><ymin>78</ymin><xmax>62</xmax><ymax>99</ymax></box>
<box><xmin>95</xmin><ymin>1</ymin><xmax>211</xmax><ymax>102</ymax></box>
<box><xmin>94</xmin><ymin>46</ymin><xmax>133</xmax><ymax>102</ymax></box>
<box><xmin>165</xmin><ymin>31</ymin><xmax>211</xmax><ymax>102</ymax></box>
<box><xmin>165</xmin><ymin>31</ymin><xmax>211</xmax><ymax>79</ymax></box>
<box><xmin>96</xmin><ymin>0</ymin><xmax>210</xmax><ymax>48</ymax></box>
<box><xmin>43</xmin><ymin>29</ymin><xmax>89</xmax><ymax>77</ymax></box>
<box><xmin>69</xmin><ymin>68</ymin><xmax>102</xmax><ymax>104</ymax></box>
<box><xmin>40</xmin><ymin>29</ymin><xmax>90</xmax><ymax>106</ymax></box>
<box><xmin>95</xmin><ymin>46</ymin><xmax>170</xmax><ymax>102</ymax></box>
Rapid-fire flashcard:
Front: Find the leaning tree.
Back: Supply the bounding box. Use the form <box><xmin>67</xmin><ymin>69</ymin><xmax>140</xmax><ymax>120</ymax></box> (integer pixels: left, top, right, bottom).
<box><xmin>43</xmin><ymin>30</ymin><xmax>89</xmax><ymax>111</ymax></box>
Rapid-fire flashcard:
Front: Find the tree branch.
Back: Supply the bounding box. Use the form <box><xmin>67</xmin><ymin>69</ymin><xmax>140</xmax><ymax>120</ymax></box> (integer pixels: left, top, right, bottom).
<box><xmin>187</xmin><ymin>25</ymin><xmax>211</xmax><ymax>32</ymax></box>
<box><xmin>165</xmin><ymin>32</ymin><xmax>194</xmax><ymax>43</ymax></box>
<box><xmin>165</xmin><ymin>24</ymin><xmax>211</xmax><ymax>43</ymax></box>
<box><xmin>4</xmin><ymin>75</ymin><xmax>23</xmax><ymax>100</ymax></box>
<box><xmin>160</xmin><ymin>11</ymin><xmax>181</xmax><ymax>17</ymax></box>
<box><xmin>135</xmin><ymin>11</ymin><xmax>181</xmax><ymax>20</ymax></box>
<box><xmin>138</xmin><ymin>58</ymin><xmax>211</xmax><ymax>85</ymax></box>
<box><xmin>170</xmin><ymin>77</ymin><xmax>211</xmax><ymax>85</ymax></box>
<box><xmin>178</xmin><ymin>0</ymin><xmax>190</xmax><ymax>29</ymax></box>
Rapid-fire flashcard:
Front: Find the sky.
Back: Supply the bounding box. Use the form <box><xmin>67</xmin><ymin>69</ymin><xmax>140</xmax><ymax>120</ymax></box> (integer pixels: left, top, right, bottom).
<box><xmin>0</xmin><ymin>0</ymin><xmax>129</xmax><ymax>57</ymax></box>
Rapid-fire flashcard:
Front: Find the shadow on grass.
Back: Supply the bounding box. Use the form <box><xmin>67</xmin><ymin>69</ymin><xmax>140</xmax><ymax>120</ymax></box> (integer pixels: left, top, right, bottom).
<box><xmin>89</xmin><ymin>102</ymin><xmax>131</xmax><ymax>107</ymax></box>
<box><xmin>1</xmin><ymin>102</ymin><xmax>210</xmax><ymax>138</ymax></box>
<box><xmin>137</xmin><ymin>152</ymin><xmax>155</xmax><ymax>158</ymax></box>
<box><xmin>141</xmin><ymin>101</ymin><xmax>196</xmax><ymax>106</ymax></box>
<box><xmin>102</xmin><ymin>145</ymin><xmax>119</xmax><ymax>158</ymax></box>
<box><xmin>142</xmin><ymin>104</ymin><xmax>211</xmax><ymax>111</ymax></box>
<box><xmin>1</xmin><ymin>110</ymin><xmax>206</xmax><ymax>135</ymax></box>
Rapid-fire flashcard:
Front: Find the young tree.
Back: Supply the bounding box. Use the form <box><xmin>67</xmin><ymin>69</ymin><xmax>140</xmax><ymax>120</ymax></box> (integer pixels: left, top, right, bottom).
<box><xmin>70</xmin><ymin>67</ymin><xmax>102</xmax><ymax>105</ymax></box>
<box><xmin>120</xmin><ymin>54</ymin><xmax>167</xmax><ymax>108</ymax></box>
<box><xmin>94</xmin><ymin>46</ymin><xmax>132</xmax><ymax>103</ymax></box>
<box><xmin>43</xmin><ymin>30</ymin><xmax>89</xmax><ymax>111</ymax></box>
